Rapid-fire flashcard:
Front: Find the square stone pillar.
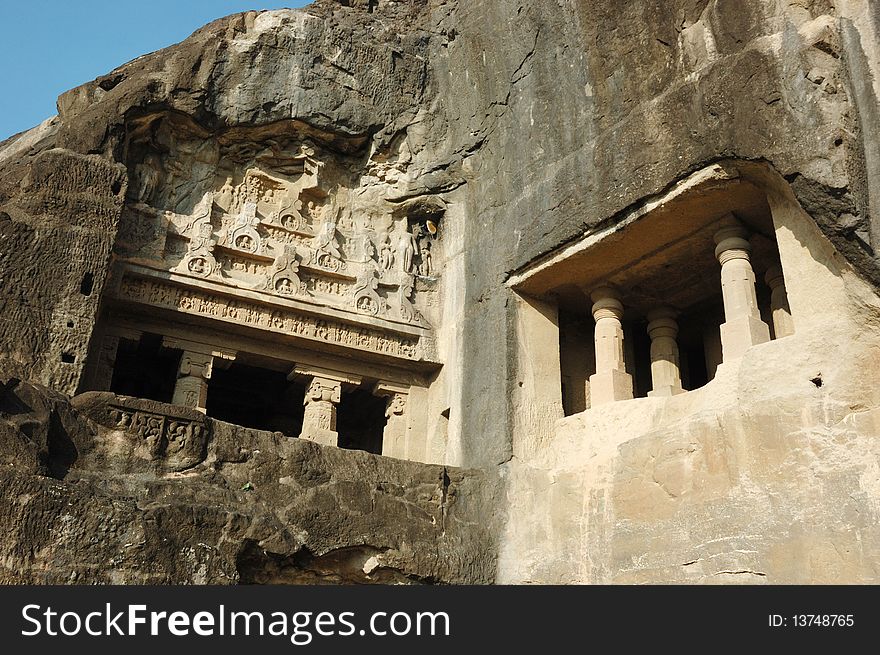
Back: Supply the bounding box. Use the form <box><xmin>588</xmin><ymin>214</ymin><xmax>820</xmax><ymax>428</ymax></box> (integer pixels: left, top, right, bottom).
<box><xmin>292</xmin><ymin>367</ymin><xmax>362</xmax><ymax>447</ymax></box>
<box><xmin>713</xmin><ymin>215</ymin><xmax>771</xmax><ymax>360</ymax></box>
<box><xmin>646</xmin><ymin>307</ymin><xmax>685</xmax><ymax>397</ymax></box>
<box><xmin>765</xmin><ymin>264</ymin><xmax>795</xmax><ymax>339</ymax></box>
<box><xmin>374</xmin><ymin>382</ymin><xmax>409</xmax><ymax>459</ymax></box>
<box><xmin>172</xmin><ymin>351</ymin><xmax>213</xmax><ymax>412</ymax></box>
<box><xmin>588</xmin><ymin>286</ymin><xmax>633</xmax><ymax>406</ymax></box>
<box><xmin>164</xmin><ymin>338</ymin><xmax>236</xmax><ymax>413</ymax></box>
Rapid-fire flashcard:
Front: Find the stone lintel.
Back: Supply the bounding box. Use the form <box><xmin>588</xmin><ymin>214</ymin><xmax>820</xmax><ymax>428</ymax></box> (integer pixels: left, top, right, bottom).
<box><xmin>161</xmin><ymin>336</ymin><xmax>237</xmax><ymax>361</ymax></box>
<box><xmin>106</xmin><ymin>326</ymin><xmax>144</xmax><ymax>342</ymax></box>
<box><xmin>373</xmin><ymin>381</ymin><xmax>410</xmax><ymax>398</ymax></box>
<box><xmin>288</xmin><ymin>365</ymin><xmax>363</xmax><ymax>387</ymax></box>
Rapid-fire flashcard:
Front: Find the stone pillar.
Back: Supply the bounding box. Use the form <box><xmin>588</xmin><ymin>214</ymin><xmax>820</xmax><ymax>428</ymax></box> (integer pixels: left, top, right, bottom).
<box><xmin>163</xmin><ymin>338</ymin><xmax>236</xmax><ymax>413</ymax></box>
<box><xmin>375</xmin><ymin>382</ymin><xmax>409</xmax><ymax>459</ymax></box>
<box><xmin>172</xmin><ymin>351</ymin><xmax>213</xmax><ymax>412</ymax></box>
<box><xmin>713</xmin><ymin>215</ymin><xmax>771</xmax><ymax>360</ymax></box>
<box><xmin>588</xmin><ymin>286</ymin><xmax>633</xmax><ymax>406</ymax></box>
<box><xmin>300</xmin><ymin>376</ymin><xmax>342</xmax><ymax>446</ymax></box>
<box><xmin>765</xmin><ymin>265</ymin><xmax>794</xmax><ymax>339</ymax></box>
<box><xmin>646</xmin><ymin>307</ymin><xmax>685</xmax><ymax>397</ymax></box>
<box><xmin>293</xmin><ymin>367</ymin><xmax>362</xmax><ymax>447</ymax></box>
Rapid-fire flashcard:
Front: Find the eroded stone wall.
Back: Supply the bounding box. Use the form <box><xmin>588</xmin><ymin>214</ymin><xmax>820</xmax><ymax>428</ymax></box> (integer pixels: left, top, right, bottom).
<box><xmin>0</xmin><ymin>382</ymin><xmax>498</xmax><ymax>584</ymax></box>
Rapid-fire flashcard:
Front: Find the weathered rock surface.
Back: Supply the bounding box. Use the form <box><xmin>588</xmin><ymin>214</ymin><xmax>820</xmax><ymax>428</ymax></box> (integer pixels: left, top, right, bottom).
<box><xmin>0</xmin><ymin>379</ymin><xmax>497</xmax><ymax>584</ymax></box>
<box><xmin>1</xmin><ymin>0</ymin><xmax>879</xmax><ymax>584</ymax></box>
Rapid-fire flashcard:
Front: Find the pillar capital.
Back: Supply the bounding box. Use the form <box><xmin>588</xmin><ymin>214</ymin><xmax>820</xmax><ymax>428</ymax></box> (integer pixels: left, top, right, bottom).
<box><xmin>764</xmin><ymin>264</ymin><xmax>785</xmax><ymax>289</ymax></box>
<box><xmin>590</xmin><ymin>286</ymin><xmax>624</xmax><ymax>321</ymax></box>
<box><xmin>646</xmin><ymin>306</ymin><xmax>679</xmax><ymax>340</ymax></box>
<box><xmin>713</xmin><ymin>215</ymin><xmax>752</xmax><ymax>263</ymax></box>
<box><xmin>304</xmin><ymin>376</ymin><xmax>343</xmax><ymax>405</ymax></box>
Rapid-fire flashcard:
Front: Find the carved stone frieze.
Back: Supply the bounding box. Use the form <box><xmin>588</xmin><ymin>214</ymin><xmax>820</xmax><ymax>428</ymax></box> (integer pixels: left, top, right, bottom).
<box><xmin>117</xmin><ymin>276</ymin><xmax>426</xmax><ymax>361</ymax></box>
<box><xmin>75</xmin><ymin>393</ymin><xmax>210</xmax><ymax>472</ymax></box>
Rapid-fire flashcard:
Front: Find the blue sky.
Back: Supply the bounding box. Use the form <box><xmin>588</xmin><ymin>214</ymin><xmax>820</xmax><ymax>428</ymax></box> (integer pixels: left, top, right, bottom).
<box><xmin>0</xmin><ymin>1</ymin><xmax>310</xmax><ymax>140</ymax></box>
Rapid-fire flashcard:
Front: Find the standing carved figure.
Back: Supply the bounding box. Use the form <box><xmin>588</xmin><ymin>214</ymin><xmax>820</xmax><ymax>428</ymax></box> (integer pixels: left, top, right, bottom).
<box><xmin>132</xmin><ymin>153</ymin><xmax>161</xmax><ymax>204</ymax></box>
<box><xmin>217</xmin><ymin>177</ymin><xmax>235</xmax><ymax>210</ymax></box>
<box><xmin>394</xmin><ymin>225</ymin><xmax>419</xmax><ymax>274</ymax></box>
<box><xmin>377</xmin><ymin>230</ymin><xmax>393</xmax><ymax>270</ymax></box>
<box><xmin>419</xmin><ymin>239</ymin><xmax>433</xmax><ymax>276</ymax></box>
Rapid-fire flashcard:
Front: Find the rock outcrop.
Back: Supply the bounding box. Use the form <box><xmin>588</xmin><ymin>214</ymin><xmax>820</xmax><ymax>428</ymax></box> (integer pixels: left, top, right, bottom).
<box><xmin>0</xmin><ymin>378</ymin><xmax>496</xmax><ymax>584</ymax></box>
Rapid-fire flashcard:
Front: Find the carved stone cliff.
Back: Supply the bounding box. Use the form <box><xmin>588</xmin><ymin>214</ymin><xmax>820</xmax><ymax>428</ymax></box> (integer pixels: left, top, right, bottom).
<box><xmin>2</xmin><ymin>0</ymin><xmax>880</xmax><ymax>583</ymax></box>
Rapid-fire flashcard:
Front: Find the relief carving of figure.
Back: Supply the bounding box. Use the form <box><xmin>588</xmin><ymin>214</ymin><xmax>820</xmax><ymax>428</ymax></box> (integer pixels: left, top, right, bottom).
<box><xmin>262</xmin><ymin>243</ymin><xmax>305</xmax><ymax>296</ymax></box>
<box><xmin>351</xmin><ymin>267</ymin><xmax>386</xmax><ymax>317</ymax></box>
<box><xmin>269</xmin><ymin>194</ymin><xmax>305</xmax><ymax>232</ymax></box>
<box><xmin>178</xmin><ymin>221</ymin><xmax>219</xmax><ymax>279</ymax></box>
<box><xmin>217</xmin><ymin>176</ymin><xmax>235</xmax><ymax>210</ymax></box>
<box><xmin>348</xmin><ymin>223</ymin><xmax>376</xmax><ymax>264</ymax></box>
<box><xmin>131</xmin><ymin>153</ymin><xmax>161</xmax><ymax>204</ymax></box>
<box><xmin>418</xmin><ymin>238</ymin><xmax>433</xmax><ymax>277</ymax></box>
<box><xmin>310</xmin><ymin>218</ymin><xmax>344</xmax><ymax>271</ymax></box>
<box><xmin>376</xmin><ymin>230</ymin><xmax>394</xmax><ymax>270</ymax></box>
<box><xmin>229</xmin><ymin>201</ymin><xmax>262</xmax><ymax>254</ymax></box>
<box><xmin>394</xmin><ymin>225</ymin><xmax>419</xmax><ymax>274</ymax></box>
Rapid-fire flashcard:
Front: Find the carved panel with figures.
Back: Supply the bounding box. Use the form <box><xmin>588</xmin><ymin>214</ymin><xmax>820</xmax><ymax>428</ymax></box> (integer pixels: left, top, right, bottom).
<box><xmin>115</xmin><ymin>113</ymin><xmax>443</xmax><ymax>365</ymax></box>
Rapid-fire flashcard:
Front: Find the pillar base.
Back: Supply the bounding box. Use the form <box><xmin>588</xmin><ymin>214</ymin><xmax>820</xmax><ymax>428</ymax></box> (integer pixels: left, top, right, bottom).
<box><xmin>299</xmin><ymin>428</ymin><xmax>339</xmax><ymax>447</ymax></box>
<box><xmin>720</xmin><ymin>315</ymin><xmax>771</xmax><ymax>360</ymax></box>
<box><xmin>589</xmin><ymin>369</ymin><xmax>633</xmax><ymax>407</ymax></box>
<box><xmin>648</xmin><ymin>384</ymin><xmax>686</xmax><ymax>398</ymax></box>
<box><xmin>381</xmin><ymin>427</ymin><xmax>407</xmax><ymax>459</ymax></box>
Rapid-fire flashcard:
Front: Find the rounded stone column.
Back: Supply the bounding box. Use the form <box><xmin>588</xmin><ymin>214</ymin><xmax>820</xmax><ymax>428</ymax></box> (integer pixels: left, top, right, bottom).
<box><xmin>646</xmin><ymin>307</ymin><xmax>685</xmax><ymax>397</ymax></box>
<box><xmin>765</xmin><ymin>264</ymin><xmax>795</xmax><ymax>339</ymax></box>
<box><xmin>713</xmin><ymin>216</ymin><xmax>771</xmax><ymax>360</ymax></box>
<box><xmin>588</xmin><ymin>286</ymin><xmax>633</xmax><ymax>406</ymax></box>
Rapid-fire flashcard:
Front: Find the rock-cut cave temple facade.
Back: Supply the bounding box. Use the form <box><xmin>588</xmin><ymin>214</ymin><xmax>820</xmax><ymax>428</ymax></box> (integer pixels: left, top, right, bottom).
<box><xmin>2</xmin><ymin>0</ymin><xmax>880</xmax><ymax>584</ymax></box>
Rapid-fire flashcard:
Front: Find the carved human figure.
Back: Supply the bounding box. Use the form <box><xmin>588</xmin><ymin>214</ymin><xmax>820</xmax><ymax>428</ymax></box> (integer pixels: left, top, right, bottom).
<box><xmin>376</xmin><ymin>231</ymin><xmax>394</xmax><ymax>270</ymax></box>
<box><xmin>394</xmin><ymin>225</ymin><xmax>419</xmax><ymax>274</ymax></box>
<box><xmin>349</xmin><ymin>224</ymin><xmax>376</xmax><ymax>263</ymax></box>
<box><xmin>263</xmin><ymin>243</ymin><xmax>303</xmax><ymax>295</ymax></box>
<box><xmin>351</xmin><ymin>268</ymin><xmax>384</xmax><ymax>316</ymax></box>
<box><xmin>132</xmin><ymin>153</ymin><xmax>161</xmax><ymax>204</ymax></box>
<box><xmin>419</xmin><ymin>239</ymin><xmax>433</xmax><ymax>276</ymax></box>
<box><xmin>217</xmin><ymin>176</ymin><xmax>235</xmax><ymax>210</ymax></box>
<box><xmin>312</xmin><ymin>219</ymin><xmax>342</xmax><ymax>260</ymax></box>
<box><xmin>179</xmin><ymin>221</ymin><xmax>218</xmax><ymax>278</ymax></box>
